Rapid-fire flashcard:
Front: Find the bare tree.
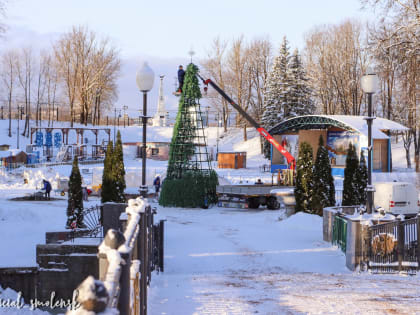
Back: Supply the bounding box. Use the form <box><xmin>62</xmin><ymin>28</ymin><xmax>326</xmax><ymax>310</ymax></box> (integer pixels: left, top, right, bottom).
<box><xmin>304</xmin><ymin>20</ymin><xmax>369</xmax><ymax>115</ymax></box>
<box><xmin>247</xmin><ymin>37</ymin><xmax>272</xmax><ymax>123</ymax></box>
<box><xmin>15</xmin><ymin>47</ymin><xmax>33</xmax><ymax>137</ymax></box>
<box><xmin>363</xmin><ymin>0</ymin><xmax>419</xmax><ymax>169</ymax></box>
<box><xmin>1</xmin><ymin>50</ymin><xmax>17</xmax><ymax>137</ymax></box>
<box><xmin>54</xmin><ymin>26</ymin><xmax>120</xmax><ymax>127</ymax></box>
<box><xmin>200</xmin><ymin>37</ymin><xmax>230</xmax><ymax>131</ymax></box>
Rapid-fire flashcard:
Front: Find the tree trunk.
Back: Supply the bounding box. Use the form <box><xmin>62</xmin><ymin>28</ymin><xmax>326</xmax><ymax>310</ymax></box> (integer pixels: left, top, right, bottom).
<box><xmin>243</xmin><ymin>124</ymin><xmax>247</xmax><ymax>141</ymax></box>
<box><xmin>406</xmin><ymin>148</ymin><xmax>412</xmax><ymax>169</ymax></box>
<box><xmin>8</xmin><ymin>99</ymin><xmax>11</xmax><ymax>137</ymax></box>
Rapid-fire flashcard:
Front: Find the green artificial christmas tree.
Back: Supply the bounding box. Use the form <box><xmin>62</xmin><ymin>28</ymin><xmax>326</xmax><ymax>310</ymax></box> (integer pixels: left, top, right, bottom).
<box><xmin>101</xmin><ymin>141</ymin><xmax>116</xmax><ymax>203</ymax></box>
<box><xmin>159</xmin><ymin>63</ymin><xmax>218</xmax><ymax>208</ymax></box>
<box><xmin>355</xmin><ymin>150</ymin><xmax>368</xmax><ymax>205</ymax></box>
<box><xmin>311</xmin><ymin>135</ymin><xmax>335</xmax><ymax>215</ymax></box>
<box><xmin>294</xmin><ymin>141</ymin><xmax>314</xmax><ymax>213</ymax></box>
<box><xmin>113</xmin><ymin>131</ymin><xmax>126</xmax><ymax>203</ymax></box>
<box><xmin>67</xmin><ymin>156</ymin><xmax>84</xmax><ymax>228</ymax></box>
<box><xmin>342</xmin><ymin>143</ymin><xmax>359</xmax><ymax>206</ymax></box>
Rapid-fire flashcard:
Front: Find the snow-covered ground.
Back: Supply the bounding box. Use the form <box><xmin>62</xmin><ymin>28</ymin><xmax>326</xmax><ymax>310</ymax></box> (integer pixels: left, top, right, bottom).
<box><xmin>0</xmin><ymin>120</ymin><xmax>419</xmax><ymax>314</ymax></box>
<box><xmin>148</xmin><ymin>203</ymin><xmax>420</xmax><ymax>314</ymax></box>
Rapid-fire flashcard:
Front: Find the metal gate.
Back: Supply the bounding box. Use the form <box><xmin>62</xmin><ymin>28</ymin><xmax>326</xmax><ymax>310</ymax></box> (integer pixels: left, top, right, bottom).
<box><xmin>368</xmin><ymin>218</ymin><xmax>419</xmax><ymax>274</ymax></box>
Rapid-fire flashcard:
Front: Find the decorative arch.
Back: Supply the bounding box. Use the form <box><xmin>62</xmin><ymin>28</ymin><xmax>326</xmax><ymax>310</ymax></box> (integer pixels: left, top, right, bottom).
<box><xmin>268</xmin><ymin>116</ymin><xmax>356</xmax><ymax>135</ymax></box>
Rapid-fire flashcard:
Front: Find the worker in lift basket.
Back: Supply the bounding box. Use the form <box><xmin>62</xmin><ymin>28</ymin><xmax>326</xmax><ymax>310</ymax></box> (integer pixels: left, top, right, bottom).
<box><xmin>177</xmin><ymin>65</ymin><xmax>185</xmax><ymax>93</ymax></box>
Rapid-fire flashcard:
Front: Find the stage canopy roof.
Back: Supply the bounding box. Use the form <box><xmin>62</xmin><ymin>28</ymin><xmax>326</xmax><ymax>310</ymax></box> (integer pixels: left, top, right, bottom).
<box><xmin>268</xmin><ymin>115</ymin><xmax>409</xmax><ymax>139</ymax></box>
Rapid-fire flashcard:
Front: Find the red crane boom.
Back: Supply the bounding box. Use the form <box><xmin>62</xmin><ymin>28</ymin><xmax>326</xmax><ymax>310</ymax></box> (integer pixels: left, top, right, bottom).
<box><xmin>197</xmin><ymin>73</ymin><xmax>296</xmax><ymax>170</ymax></box>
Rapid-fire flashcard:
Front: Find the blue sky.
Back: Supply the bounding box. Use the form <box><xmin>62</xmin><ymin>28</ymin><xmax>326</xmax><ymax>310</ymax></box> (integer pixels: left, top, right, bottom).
<box><xmin>3</xmin><ymin>0</ymin><xmax>373</xmax><ymax>115</ymax></box>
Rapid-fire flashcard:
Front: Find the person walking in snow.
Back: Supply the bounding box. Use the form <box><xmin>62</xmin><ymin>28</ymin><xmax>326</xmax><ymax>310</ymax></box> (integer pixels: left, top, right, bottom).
<box><xmin>177</xmin><ymin>65</ymin><xmax>185</xmax><ymax>93</ymax></box>
<box><xmin>153</xmin><ymin>175</ymin><xmax>161</xmax><ymax>195</ymax></box>
<box><xmin>42</xmin><ymin>179</ymin><xmax>52</xmax><ymax>200</ymax></box>
<box><xmin>82</xmin><ymin>186</ymin><xmax>89</xmax><ymax>201</ymax></box>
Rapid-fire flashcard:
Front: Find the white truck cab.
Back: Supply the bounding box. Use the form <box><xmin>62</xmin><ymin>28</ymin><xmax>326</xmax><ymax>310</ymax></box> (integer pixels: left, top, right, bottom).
<box><xmin>374</xmin><ymin>182</ymin><xmax>420</xmax><ymax>215</ymax></box>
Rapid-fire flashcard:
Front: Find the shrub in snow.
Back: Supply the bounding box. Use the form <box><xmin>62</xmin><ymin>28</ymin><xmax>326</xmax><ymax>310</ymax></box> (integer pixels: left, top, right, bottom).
<box><xmin>101</xmin><ymin>132</ymin><xmax>126</xmax><ymax>204</ymax></box>
<box><xmin>294</xmin><ymin>141</ymin><xmax>314</xmax><ymax>213</ymax></box>
<box><xmin>159</xmin><ymin>63</ymin><xmax>218</xmax><ymax>208</ymax></box>
<box><xmin>342</xmin><ymin>143</ymin><xmax>359</xmax><ymax>206</ymax></box>
<box><xmin>67</xmin><ymin>156</ymin><xmax>84</xmax><ymax>228</ymax></box>
<box><xmin>311</xmin><ymin>135</ymin><xmax>335</xmax><ymax>215</ymax></box>
<box><xmin>354</xmin><ymin>150</ymin><xmax>368</xmax><ymax>205</ymax></box>
<box><xmin>113</xmin><ymin>131</ymin><xmax>126</xmax><ymax>203</ymax></box>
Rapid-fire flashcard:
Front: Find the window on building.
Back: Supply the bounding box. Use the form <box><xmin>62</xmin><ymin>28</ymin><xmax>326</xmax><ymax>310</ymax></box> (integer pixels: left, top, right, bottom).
<box><xmin>151</xmin><ymin>148</ymin><xmax>159</xmax><ymax>156</ymax></box>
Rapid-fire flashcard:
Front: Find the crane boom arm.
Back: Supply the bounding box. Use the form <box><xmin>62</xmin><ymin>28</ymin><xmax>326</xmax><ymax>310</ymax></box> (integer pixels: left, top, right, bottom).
<box><xmin>197</xmin><ymin>73</ymin><xmax>295</xmax><ymax>168</ymax></box>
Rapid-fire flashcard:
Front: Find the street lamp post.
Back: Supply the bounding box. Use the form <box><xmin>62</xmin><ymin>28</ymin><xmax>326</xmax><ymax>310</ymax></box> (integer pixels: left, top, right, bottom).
<box><xmin>123</xmin><ymin>105</ymin><xmax>128</xmax><ymax>128</ymax></box>
<box><xmin>361</xmin><ymin>68</ymin><xmax>379</xmax><ymax>214</ymax></box>
<box><xmin>136</xmin><ymin>62</ymin><xmax>155</xmax><ymax>198</ymax></box>
<box><xmin>113</xmin><ymin>108</ymin><xmax>117</xmax><ymax>144</ymax></box>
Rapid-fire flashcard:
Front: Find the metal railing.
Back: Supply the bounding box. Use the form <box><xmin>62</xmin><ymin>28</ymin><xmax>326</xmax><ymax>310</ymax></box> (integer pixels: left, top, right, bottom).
<box><xmin>332</xmin><ymin>215</ymin><xmax>347</xmax><ymax>253</ymax></box>
<box><xmin>68</xmin><ymin>197</ymin><xmax>164</xmax><ymax>315</ymax></box>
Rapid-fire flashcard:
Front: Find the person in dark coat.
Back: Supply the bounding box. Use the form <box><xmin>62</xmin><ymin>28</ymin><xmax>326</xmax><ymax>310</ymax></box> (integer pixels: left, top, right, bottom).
<box><xmin>153</xmin><ymin>175</ymin><xmax>161</xmax><ymax>195</ymax></box>
<box><xmin>42</xmin><ymin>179</ymin><xmax>52</xmax><ymax>200</ymax></box>
<box><xmin>177</xmin><ymin>65</ymin><xmax>185</xmax><ymax>93</ymax></box>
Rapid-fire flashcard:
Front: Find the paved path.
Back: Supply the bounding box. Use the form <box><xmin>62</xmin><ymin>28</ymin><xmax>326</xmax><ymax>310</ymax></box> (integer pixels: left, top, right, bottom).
<box><xmin>148</xmin><ymin>204</ymin><xmax>420</xmax><ymax>314</ymax></box>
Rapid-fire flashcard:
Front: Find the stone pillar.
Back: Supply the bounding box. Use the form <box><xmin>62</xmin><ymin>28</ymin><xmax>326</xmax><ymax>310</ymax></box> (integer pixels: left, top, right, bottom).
<box><xmin>101</xmin><ymin>203</ymin><xmax>127</xmax><ymax>236</ymax></box>
<box><xmin>323</xmin><ymin>207</ymin><xmax>337</xmax><ymax>242</ymax></box>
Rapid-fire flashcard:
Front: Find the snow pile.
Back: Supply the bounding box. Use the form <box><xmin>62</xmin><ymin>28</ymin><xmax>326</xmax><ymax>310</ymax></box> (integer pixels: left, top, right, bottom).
<box><xmin>23</xmin><ymin>168</ymin><xmax>61</xmax><ymax>190</ymax></box>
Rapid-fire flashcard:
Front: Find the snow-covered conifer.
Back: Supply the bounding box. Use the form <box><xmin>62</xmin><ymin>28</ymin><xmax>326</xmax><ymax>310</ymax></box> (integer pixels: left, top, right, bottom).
<box><xmin>355</xmin><ymin>150</ymin><xmax>368</xmax><ymax>205</ymax></box>
<box><xmin>342</xmin><ymin>143</ymin><xmax>359</xmax><ymax>206</ymax></box>
<box><xmin>67</xmin><ymin>156</ymin><xmax>84</xmax><ymax>228</ymax></box>
<box><xmin>288</xmin><ymin>49</ymin><xmax>315</xmax><ymax>117</ymax></box>
<box><xmin>261</xmin><ymin>36</ymin><xmax>291</xmax><ymax>158</ymax></box>
<box><xmin>311</xmin><ymin>135</ymin><xmax>335</xmax><ymax>215</ymax></box>
<box><xmin>294</xmin><ymin>141</ymin><xmax>314</xmax><ymax>213</ymax></box>
<box><xmin>113</xmin><ymin>131</ymin><xmax>126</xmax><ymax>203</ymax></box>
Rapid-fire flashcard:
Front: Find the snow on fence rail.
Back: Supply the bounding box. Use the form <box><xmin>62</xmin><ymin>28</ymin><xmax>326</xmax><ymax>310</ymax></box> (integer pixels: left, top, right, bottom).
<box><xmin>67</xmin><ymin>197</ymin><xmax>164</xmax><ymax>315</ymax></box>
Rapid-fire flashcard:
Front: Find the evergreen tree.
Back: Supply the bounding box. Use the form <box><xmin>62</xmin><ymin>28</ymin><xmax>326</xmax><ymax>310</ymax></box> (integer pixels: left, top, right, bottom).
<box><xmin>294</xmin><ymin>141</ymin><xmax>314</xmax><ymax>213</ymax></box>
<box><xmin>113</xmin><ymin>131</ymin><xmax>126</xmax><ymax>203</ymax></box>
<box><xmin>101</xmin><ymin>141</ymin><xmax>116</xmax><ymax>203</ymax></box>
<box><xmin>355</xmin><ymin>150</ymin><xmax>368</xmax><ymax>205</ymax></box>
<box><xmin>159</xmin><ymin>63</ymin><xmax>218</xmax><ymax>208</ymax></box>
<box><xmin>288</xmin><ymin>49</ymin><xmax>315</xmax><ymax>117</ymax></box>
<box><xmin>311</xmin><ymin>135</ymin><xmax>335</xmax><ymax>215</ymax></box>
<box><xmin>342</xmin><ymin>143</ymin><xmax>359</xmax><ymax>206</ymax></box>
<box><xmin>261</xmin><ymin>36</ymin><xmax>291</xmax><ymax>159</ymax></box>
<box><xmin>67</xmin><ymin>156</ymin><xmax>84</xmax><ymax>228</ymax></box>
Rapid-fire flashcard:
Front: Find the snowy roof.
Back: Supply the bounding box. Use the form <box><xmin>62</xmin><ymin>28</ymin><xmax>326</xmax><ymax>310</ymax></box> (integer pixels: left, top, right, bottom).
<box><xmin>119</xmin><ymin>126</ymin><xmax>173</xmax><ymax>143</ymax></box>
<box><xmin>269</xmin><ymin>115</ymin><xmax>408</xmax><ymax>140</ymax></box>
<box><xmin>0</xmin><ymin>149</ymin><xmax>25</xmax><ymax>158</ymax></box>
<box><xmin>323</xmin><ymin>115</ymin><xmax>408</xmax><ymax>139</ymax></box>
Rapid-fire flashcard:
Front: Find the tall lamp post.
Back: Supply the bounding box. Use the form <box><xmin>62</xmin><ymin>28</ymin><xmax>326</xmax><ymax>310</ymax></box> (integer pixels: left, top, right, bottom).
<box><xmin>113</xmin><ymin>108</ymin><xmax>121</xmax><ymax>144</ymax></box>
<box><xmin>361</xmin><ymin>68</ymin><xmax>379</xmax><ymax>214</ymax></box>
<box><xmin>136</xmin><ymin>62</ymin><xmax>155</xmax><ymax>198</ymax></box>
<box><xmin>122</xmin><ymin>105</ymin><xmax>128</xmax><ymax>128</ymax></box>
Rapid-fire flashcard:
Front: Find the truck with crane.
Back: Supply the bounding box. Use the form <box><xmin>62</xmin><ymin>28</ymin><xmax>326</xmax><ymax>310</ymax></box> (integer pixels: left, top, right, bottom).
<box><xmin>197</xmin><ymin>72</ymin><xmax>296</xmax><ymax>210</ymax></box>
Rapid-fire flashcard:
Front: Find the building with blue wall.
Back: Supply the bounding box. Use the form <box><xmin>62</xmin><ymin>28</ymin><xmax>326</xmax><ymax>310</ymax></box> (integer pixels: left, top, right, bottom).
<box><xmin>269</xmin><ymin>115</ymin><xmax>408</xmax><ymax>177</ymax></box>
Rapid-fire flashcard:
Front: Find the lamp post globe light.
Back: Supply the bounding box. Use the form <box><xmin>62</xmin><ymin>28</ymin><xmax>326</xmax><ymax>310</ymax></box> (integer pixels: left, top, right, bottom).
<box><xmin>136</xmin><ymin>62</ymin><xmax>155</xmax><ymax>198</ymax></box>
<box><xmin>361</xmin><ymin>68</ymin><xmax>379</xmax><ymax>214</ymax></box>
